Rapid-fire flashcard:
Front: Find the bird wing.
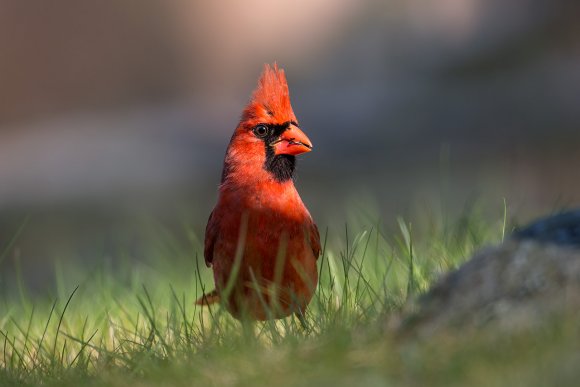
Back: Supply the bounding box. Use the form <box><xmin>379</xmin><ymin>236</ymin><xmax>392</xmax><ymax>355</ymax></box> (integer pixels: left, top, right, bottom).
<box><xmin>309</xmin><ymin>219</ymin><xmax>321</xmax><ymax>259</ymax></box>
<box><xmin>204</xmin><ymin>210</ymin><xmax>219</xmax><ymax>267</ymax></box>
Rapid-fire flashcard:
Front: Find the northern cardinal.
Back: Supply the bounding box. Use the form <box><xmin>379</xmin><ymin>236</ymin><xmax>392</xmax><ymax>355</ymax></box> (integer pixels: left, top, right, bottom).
<box><xmin>197</xmin><ymin>64</ymin><xmax>320</xmax><ymax>321</ymax></box>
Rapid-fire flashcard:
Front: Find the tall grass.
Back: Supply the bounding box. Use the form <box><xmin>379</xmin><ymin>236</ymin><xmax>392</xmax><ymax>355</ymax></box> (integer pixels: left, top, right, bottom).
<box><xmin>5</xmin><ymin>204</ymin><xmax>565</xmax><ymax>386</ymax></box>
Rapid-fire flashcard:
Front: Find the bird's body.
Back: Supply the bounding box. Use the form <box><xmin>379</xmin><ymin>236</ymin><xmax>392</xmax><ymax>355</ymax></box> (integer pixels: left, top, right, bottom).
<box><xmin>199</xmin><ymin>64</ymin><xmax>320</xmax><ymax>320</ymax></box>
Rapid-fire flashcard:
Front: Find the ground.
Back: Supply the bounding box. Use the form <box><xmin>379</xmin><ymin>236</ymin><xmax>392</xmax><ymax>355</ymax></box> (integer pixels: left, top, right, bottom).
<box><xmin>1</xmin><ymin>206</ymin><xmax>579</xmax><ymax>386</ymax></box>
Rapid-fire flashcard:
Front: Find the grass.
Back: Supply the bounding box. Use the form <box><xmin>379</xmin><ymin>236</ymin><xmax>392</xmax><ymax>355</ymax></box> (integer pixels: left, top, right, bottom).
<box><xmin>1</xmin><ymin>204</ymin><xmax>579</xmax><ymax>386</ymax></box>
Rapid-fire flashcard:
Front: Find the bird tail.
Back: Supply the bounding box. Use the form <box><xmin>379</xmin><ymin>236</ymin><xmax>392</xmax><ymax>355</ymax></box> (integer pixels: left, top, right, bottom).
<box><xmin>195</xmin><ymin>289</ymin><xmax>221</xmax><ymax>306</ymax></box>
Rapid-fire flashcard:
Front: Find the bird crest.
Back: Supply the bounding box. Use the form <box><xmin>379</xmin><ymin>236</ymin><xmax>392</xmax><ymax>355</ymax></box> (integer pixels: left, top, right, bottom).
<box><xmin>242</xmin><ymin>63</ymin><xmax>296</xmax><ymax>123</ymax></box>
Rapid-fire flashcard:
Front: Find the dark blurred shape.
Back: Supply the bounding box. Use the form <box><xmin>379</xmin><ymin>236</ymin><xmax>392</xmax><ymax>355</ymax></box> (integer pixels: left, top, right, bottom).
<box><xmin>513</xmin><ymin>209</ymin><xmax>580</xmax><ymax>247</ymax></box>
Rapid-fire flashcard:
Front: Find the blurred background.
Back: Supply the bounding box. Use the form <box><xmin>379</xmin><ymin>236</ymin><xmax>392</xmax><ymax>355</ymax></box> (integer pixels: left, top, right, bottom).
<box><xmin>0</xmin><ymin>0</ymin><xmax>579</xmax><ymax>293</ymax></box>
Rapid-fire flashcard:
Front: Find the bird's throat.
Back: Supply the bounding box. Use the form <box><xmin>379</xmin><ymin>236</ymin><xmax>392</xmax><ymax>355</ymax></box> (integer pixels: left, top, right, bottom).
<box><xmin>264</xmin><ymin>152</ymin><xmax>295</xmax><ymax>182</ymax></box>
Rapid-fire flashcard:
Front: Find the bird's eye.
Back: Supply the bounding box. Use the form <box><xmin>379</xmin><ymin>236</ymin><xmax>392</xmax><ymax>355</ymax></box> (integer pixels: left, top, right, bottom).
<box><xmin>253</xmin><ymin>124</ymin><xmax>269</xmax><ymax>138</ymax></box>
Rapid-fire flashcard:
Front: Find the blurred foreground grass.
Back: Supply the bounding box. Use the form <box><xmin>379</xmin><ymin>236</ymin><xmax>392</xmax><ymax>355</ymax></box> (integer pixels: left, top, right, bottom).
<box><xmin>1</xmin><ymin>205</ymin><xmax>578</xmax><ymax>386</ymax></box>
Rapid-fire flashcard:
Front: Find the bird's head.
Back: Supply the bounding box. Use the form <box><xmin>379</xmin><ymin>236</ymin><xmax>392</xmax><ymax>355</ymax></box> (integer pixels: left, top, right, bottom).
<box><xmin>223</xmin><ymin>64</ymin><xmax>312</xmax><ymax>184</ymax></box>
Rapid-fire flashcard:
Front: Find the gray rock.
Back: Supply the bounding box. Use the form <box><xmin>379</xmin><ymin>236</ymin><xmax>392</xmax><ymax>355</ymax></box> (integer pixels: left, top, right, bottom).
<box><xmin>398</xmin><ymin>240</ymin><xmax>580</xmax><ymax>335</ymax></box>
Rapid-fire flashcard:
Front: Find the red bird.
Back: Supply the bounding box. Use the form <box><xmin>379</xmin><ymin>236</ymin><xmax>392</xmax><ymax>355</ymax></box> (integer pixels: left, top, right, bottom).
<box><xmin>197</xmin><ymin>64</ymin><xmax>320</xmax><ymax>321</ymax></box>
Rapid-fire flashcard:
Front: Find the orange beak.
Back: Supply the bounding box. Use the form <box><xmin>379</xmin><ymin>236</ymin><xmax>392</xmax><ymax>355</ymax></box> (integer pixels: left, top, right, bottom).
<box><xmin>273</xmin><ymin>124</ymin><xmax>313</xmax><ymax>156</ymax></box>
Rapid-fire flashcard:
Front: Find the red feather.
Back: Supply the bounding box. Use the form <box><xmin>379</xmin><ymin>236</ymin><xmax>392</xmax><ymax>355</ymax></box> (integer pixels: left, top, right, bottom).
<box><xmin>199</xmin><ymin>64</ymin><xmax>319</xmax><ymax>320</ymax></box>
